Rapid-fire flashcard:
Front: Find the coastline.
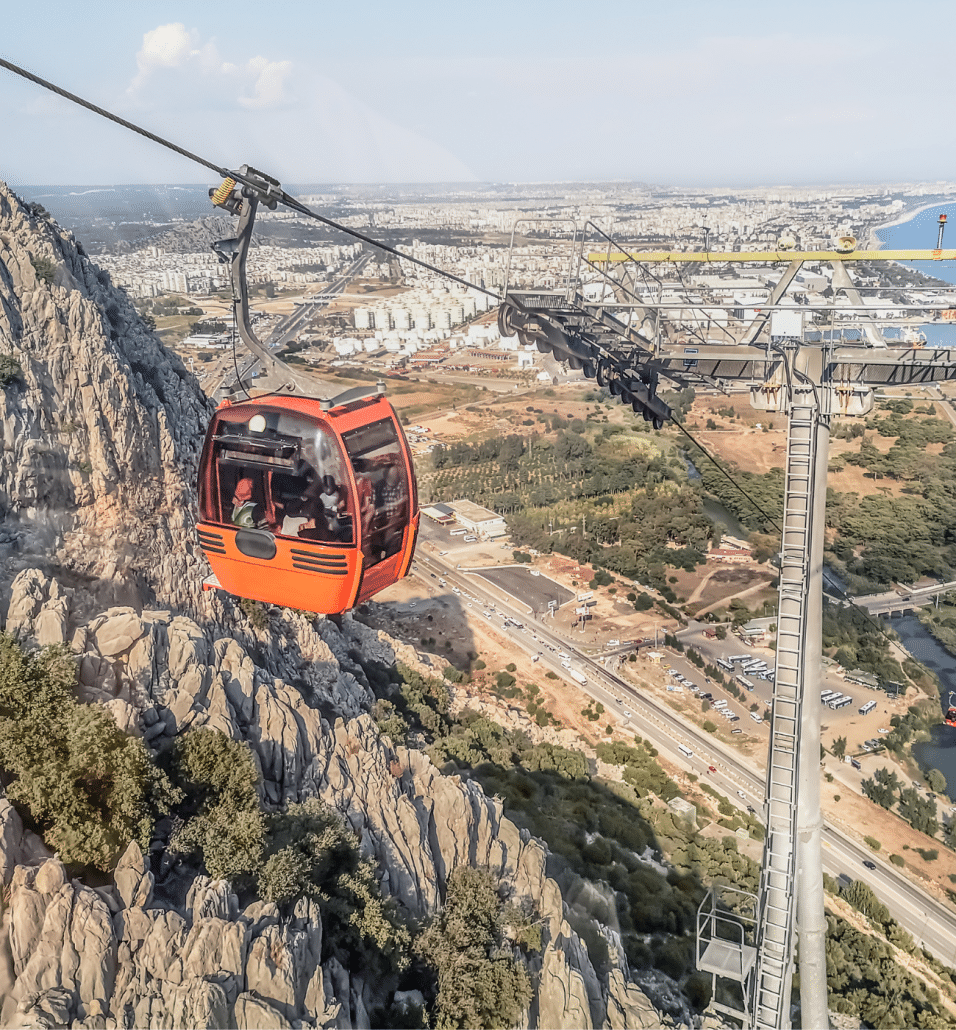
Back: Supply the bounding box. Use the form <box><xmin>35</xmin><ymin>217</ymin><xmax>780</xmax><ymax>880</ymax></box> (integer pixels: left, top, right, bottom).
<box><xmin>866</xmin><ymin>199</ymin><xmax>953</xmax><ymax>249</ymax></box>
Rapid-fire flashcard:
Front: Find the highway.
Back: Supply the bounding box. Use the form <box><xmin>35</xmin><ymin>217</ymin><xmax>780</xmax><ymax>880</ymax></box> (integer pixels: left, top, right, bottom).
<box><xmin>211</xmin><ymin>252</ymin><xmax>372</xmax><ymax>397</ymax></box>
<box><xmin>408</xmin><ymin>535</ymin><xmax>956</xmax><ymax>964</ymax></box>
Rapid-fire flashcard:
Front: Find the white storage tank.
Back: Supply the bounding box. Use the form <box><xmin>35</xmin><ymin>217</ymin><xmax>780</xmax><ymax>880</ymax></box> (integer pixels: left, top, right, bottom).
<box><xmin>410</xmin><ymin>307</ymin><xmax>430</xmax><ymax>329</ymax></box>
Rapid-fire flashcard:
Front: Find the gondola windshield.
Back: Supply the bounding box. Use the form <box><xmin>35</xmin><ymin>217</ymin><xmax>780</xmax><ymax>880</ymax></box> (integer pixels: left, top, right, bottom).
<box><xmin>341</xmin><ymin>418</ymin><xmax>412</xmax><ymax>566</ymax></box>
<box><xmin>200</xmin><ymin>406</ymin><xmax>355</xmax><ymax>546</ymax></box>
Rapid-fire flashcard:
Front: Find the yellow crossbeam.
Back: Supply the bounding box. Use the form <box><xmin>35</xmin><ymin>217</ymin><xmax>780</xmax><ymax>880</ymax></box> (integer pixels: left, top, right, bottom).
<box><xmin>588</xmin><ymin>249</ymin><xmax>956</xmax><ymax>263</ymax></box>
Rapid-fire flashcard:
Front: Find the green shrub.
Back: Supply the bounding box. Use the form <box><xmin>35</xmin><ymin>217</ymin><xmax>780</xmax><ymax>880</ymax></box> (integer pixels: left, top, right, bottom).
<box><xmin>259</xmin><ymin>798</ymin><xmax>411</xmax><ymax>972</ymax></box>
<box><xmin>239</xmin><ymin>597</ymin><xmax>270</xmax><ymax>631</ymax></box>
<box><xmin>170</xmin><ymin>729</ymin><xmax>265</xmax><ymax>883</ymax></box>
<box><xmin>0</xmin><ymin>635</ymin><xmax>180</xmax><ymax>870</ymax></box>
<box><xmin>416</xmin><ymin>867</ymin><xmax>533</xmax><ymax>1029</ymax></box>
<box><xmin>703</xmin><ymin>720</ymin><xmax>717</xmax><ymax>733</ymax></box>
<box><xmin>0</xmin><ymin>354</ymin><xmax>22</xmax><ymax>387</ymax></box>
<box><xmin>30</xmin><ymin>254</ymin><xmax>56</xmax><ymax>283</ymax></box>
<box><xmin>372</xmin><ymin>699</ymin><xmax>409</xmax><ymax>743</ymax></box>
<box><xmin>916</xmin><ymin>848</ymin><xmax>939</xmax><ymax>862</ymax></box>
<box><xmin>864</xmin><ymin>835</ymin><xmax>881</xmax><ymax>851</ymax></box>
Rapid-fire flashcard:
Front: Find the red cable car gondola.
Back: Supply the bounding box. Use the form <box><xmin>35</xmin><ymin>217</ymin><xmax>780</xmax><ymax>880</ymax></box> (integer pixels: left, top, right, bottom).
<box><xmin>945</xmin><ymin>692</ymin><xmax>956</xmax><ymax>729</ymax></box>
<box><xmin>196</xmin><ymin>171</ymin><xmax>418</xmax><ymax>614</ymax></box>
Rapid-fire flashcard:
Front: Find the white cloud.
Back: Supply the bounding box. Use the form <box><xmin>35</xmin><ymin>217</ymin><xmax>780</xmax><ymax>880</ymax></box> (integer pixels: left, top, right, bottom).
<box><xmin>130</xmin><ymin>23</ymin><xmax>201</xmax><ymax>91</ymax></box>
<box><xmin>128</xmin><ymin>24</ymin><xmax>291</xmax><ymax>110</ymax></box>
<box><xmin>238</xmin><ymin>57</ymin><xmax>293</xmax><ymax>110</ymax></box>
<box><xmin>115</xmin><ymin>24</ymin><xmax>475</xmax><ymax>182</ymax></box>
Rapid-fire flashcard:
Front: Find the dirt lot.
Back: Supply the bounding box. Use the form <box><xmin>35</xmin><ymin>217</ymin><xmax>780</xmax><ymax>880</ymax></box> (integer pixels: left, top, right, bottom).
<box><xmin>687</xmin><ymin>396</ymin><xmax>786</xmax><ymax>475</ymax></box>
<box><xmin>670</xmin><ymin>563</ymin><xmax>777</xmax><ymax>617</ymax></box>
<box><xmin>689</xmin><ymin>392</ymin><xmax>949</xmax><ymax>503</ymax></box>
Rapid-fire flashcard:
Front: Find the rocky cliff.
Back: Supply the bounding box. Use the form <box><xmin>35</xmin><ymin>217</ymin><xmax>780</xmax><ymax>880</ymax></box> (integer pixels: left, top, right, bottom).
<box><xmin>0</xmin><ymin>181</ymin><xmax>675</xmax><ymax>1029</ymax></box>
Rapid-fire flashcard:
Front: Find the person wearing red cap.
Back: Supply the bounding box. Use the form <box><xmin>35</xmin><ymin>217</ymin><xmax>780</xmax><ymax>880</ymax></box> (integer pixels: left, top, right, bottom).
<box><xmin>231</xmin><ymin>477</ymin><xmax>266</xmax><ymax>529</ymax></box>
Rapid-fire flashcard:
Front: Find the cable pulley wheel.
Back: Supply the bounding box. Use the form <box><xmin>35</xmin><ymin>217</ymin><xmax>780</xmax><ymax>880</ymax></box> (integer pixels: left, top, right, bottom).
<box><xmin>497</xmin><ymin>303</ymin><xmax>519</xmax><ymax>338</ymax></box>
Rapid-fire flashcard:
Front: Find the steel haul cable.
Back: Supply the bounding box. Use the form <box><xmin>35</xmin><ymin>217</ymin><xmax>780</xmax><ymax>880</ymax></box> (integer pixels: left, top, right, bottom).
<box><xmin>0</xmin><ymin>57</ymin><xmax>500</xmax><ymax>301</ymax></box>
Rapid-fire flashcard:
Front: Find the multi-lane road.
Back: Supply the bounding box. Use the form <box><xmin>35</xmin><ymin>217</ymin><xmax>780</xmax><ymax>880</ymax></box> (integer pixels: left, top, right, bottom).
<box><xmin>212</xmin><ymin>251</ymin><xmax>372</xmax><ymax>396</ymax></box>
<box><xmin>408</xmin><ymin>539</ymin><xmax>956</xmax><ymax>963</ymax></box>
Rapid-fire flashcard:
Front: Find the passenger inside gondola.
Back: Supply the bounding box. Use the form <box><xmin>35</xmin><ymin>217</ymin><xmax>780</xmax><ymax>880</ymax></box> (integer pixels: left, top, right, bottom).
<box><xmin>373</xmin><ymin>460</ymin><xmax>408</xmax><ymax>559</ymax></box>
<box><xmin>228</xmin><ymin>473</ymin><xmax>281</xmax><ymax>532</ymax></box>
<box><xmin>206</xmin><ymin>406</ymin><xmax>359</xmax><ymax>545</ymax></box>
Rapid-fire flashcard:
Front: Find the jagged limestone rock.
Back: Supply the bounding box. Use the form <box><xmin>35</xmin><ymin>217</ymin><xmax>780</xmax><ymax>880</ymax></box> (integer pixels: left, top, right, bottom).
<box><xmin>0</xmin><ymin>181</ymin><xmax>212</xmax><ymax>619</ymax></box>
<box><xmin>233</xmin><ymin>993</ymin><xmax>293</xmax><ymax>1030</ymax></box>
<box><xmin>605</xmin><ymin>968</ymin><xmax>664</xmax><ymax>1030</ymax></box>
<box><xmin>114</xmin><ymin>842</ymin><xmax>153</xmax><ymax>910</ymax></box>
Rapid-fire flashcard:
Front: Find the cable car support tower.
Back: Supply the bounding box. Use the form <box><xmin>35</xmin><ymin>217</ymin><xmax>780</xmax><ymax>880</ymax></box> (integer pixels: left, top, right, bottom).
<box><xmin>498</xmin><ymin>229</ymin><xmax>956</xmax><ymax>1029</ymax></box>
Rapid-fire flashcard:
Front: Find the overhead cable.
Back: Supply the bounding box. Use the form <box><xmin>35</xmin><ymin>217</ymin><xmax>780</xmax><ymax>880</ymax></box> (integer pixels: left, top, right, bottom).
<box><xmin>0</xmin><ymin>57</ymin><xmax>500</xmax><ymax>301</ymax></box>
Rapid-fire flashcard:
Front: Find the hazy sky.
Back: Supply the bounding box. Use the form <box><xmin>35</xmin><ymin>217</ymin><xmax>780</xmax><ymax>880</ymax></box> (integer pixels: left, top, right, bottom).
<box><xmin>2</xmin><ymin>0</ymin><xmax>954</xmax><ymax>187</ymax></box>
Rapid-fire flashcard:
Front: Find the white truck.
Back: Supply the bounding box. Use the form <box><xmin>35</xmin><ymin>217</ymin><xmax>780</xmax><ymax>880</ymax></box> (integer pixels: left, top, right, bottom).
<box><xmin>568</xmin><ymin>668</ymin><xmax>588</xmax><ymax>685</ymax></box>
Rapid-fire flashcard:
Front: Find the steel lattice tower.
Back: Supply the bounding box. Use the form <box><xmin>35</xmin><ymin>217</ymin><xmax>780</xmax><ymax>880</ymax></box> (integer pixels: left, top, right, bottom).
<box><xmin>501</xmin><ymin>233</ymin><xmax>956</xmax><ymax>1029</ymax></box>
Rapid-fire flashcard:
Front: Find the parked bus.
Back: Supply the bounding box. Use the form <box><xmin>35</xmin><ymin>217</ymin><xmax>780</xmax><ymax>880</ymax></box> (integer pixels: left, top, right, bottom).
<box><xmin>859</xmin><ymin>700</ymin><xmax>877</xmax><ymax>716</ymax></box>
<box><xmin>728</xmin><ymin>654</ymin><xmax>751</xmax><ymax>663</ymax></box>
<box><xmin>830</xmin><ymin>696</ymin><xmax>853</xmax><ymax>710</ymax></box>
<box><xmin>737</xmin><ymin>675</ymin><xmax>755</xmax><ymax>691</ymax></box>
<box><xmin>820</xmin><ymin>690</ymin><xmax>838</xmax><ymax>703</ymax></box>
<box><xmin>717</xmin><ymin>658</ymin><xmax>734</xmax><ymax>672</ymax></box>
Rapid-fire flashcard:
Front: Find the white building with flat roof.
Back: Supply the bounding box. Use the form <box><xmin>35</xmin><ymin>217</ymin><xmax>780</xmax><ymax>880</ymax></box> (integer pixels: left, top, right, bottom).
<box><xmin>448</xmin><ymin>499</ymin><xmax>508</xmax><ymax>539</ymax></box>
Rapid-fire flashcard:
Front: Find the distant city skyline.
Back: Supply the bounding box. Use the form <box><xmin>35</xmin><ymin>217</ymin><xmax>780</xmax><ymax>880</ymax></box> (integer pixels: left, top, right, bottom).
<box><xmin>3</xmin><ymin>0</ymin><xmax>955</xmax><ymax>187</ymax></box>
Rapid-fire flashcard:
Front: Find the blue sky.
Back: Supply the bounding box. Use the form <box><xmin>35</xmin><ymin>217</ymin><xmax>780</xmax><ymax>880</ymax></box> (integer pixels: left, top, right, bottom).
<box><xmin>2</xmin><ymin>0</ymin><xmax>954</xmax><ymax>187</ymax></box>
